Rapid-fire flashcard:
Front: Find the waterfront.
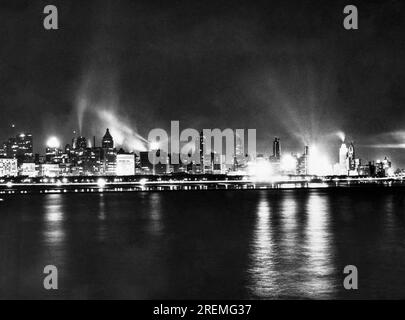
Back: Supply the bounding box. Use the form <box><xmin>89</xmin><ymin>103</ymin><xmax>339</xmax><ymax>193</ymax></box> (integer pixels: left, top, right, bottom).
<box><xmin>1</xmin><ymin>188</ymin><xmax>405</xmax><ymax>299</ymax></box>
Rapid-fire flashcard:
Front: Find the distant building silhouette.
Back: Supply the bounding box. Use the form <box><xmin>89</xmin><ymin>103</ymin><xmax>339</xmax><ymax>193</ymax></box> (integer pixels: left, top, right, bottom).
<box><xmin>272</xmin><ymin>137</ymin><xmax>281</xmax><ymax>160</ymax></box>
<box><xmin>102</xmin><ymin>129</ymin><xmax>114</xmax><ymax>149</ymax></box>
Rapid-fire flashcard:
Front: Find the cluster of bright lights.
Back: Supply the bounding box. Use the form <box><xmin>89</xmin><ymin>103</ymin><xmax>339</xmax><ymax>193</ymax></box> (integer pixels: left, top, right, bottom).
<box><xmin>308</xmin><ymin>145</ymin><xmax>333</xmax><ymax>176</ymax></box>
<box><xmin>97</xmin><ymin>178</ymin><xmax>107</xmax><ymax>188</ymax></box>
<box><xmin>247</xmin><ymin>158</ymin><xmax>275</xmax><ymax>182</ymax></box>
<box><xmin>280</xmin><ymin>154</ymin><xmax>297</xmax><ymax>172</ymax></box>
<box><xmin>46</xmin><ymin>136</ymin><xmax>60</xmax><ymax>149</ymax></box>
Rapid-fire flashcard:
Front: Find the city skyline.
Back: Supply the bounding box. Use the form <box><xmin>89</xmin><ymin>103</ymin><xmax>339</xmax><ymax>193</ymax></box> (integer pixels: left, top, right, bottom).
<box><xmin>1</xmin><ymin>125</ymin><xmax>399</xmax><ymax>160</ymax></box>
<box><xmin>1</xmin><ymin>0</ymin><xmax>404</xmax><ymax>166</ymax></box>
<box><xmin>0</xmin><ymin>126</ymin><xmax>396</xmax><ymax>178</ymax></box>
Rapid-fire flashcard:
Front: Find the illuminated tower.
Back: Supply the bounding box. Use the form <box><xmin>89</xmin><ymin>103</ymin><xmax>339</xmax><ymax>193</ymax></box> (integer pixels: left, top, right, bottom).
<box><xmin>16</xmin><ymin>133</ymin><xmax>33</xmax><ymax>164</ymax></box>
<box><xmin>347</xmin><ymin>142</ymin><xmax>355</xmax><ymax>170</ymax></box>
<box><xmin>347</xmin><ymin>142</ymin><xmax>355</xmax><ymax>159</ymax></box>
<box><xmin>296</xmin><ymin>146</ymin><xmax>309</xmax><ymax>175</ymax></box>
<box><xmin>101</xmin><ymin>129</ymin><xmax>116</xmax><ymax>175</ymax></box>
<box><xmin>102</xmin><ymin>129</ymin><xmax>114</xmax><ymax>149</ymax></box>
<box><xmin>339</xmin><ymin>142</ymin><xmax>349</xmax><ymax>174</ymax></box>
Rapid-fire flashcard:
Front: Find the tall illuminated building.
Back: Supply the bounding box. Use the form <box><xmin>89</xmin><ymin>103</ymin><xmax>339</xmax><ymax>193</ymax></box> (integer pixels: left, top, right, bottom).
<box><xmin>6</xmin><ymin>137</ymin><xmax>18</xmax><ymax>159</ymax></box>
<box><xmin>339</xmin><ymin>142</ymin><xmax>348</xmax><ymax>174</ymax></box>
<box><xmin>101</xmin><ymin>129</ymin><xmax>116</xmax><ymax>175</ymax></box>
<box><xmin>347</xmin><ymin>142</ymin><xmax>356</xmax><ymax>170</ymax></box>
<box><xmin>16</xmin><ymin>133</ymin><xmax>33</xmax><ymax>163</ymax></box>
<box><xmin>102</xmin><ymin>129</ymin><xmax>114</xmax><ymax>149</ymax></box>
<box><xmin>296</xmin><ymin>146</ymin><xmax>309</xmax><ymax>175</ymax></box>
<box><xmin>3</xmin><ymin>133</ymin><xmax>33</xmax><ymax>165</ymax></box>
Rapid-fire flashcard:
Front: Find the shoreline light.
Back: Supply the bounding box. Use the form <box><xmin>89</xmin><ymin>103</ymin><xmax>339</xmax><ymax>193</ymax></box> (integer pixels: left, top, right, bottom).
<box><xmin>97</xmin><ymin>178</ymin><xmax>107</xmax><ymax>188</ymax></box>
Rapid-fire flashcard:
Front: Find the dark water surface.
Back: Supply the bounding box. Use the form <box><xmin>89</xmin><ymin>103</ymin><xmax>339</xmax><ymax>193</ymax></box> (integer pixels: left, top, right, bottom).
<box><xmin>1</xmin><ymin>188</ymin><xmax>405</xmax><ymax>299</ymax></box>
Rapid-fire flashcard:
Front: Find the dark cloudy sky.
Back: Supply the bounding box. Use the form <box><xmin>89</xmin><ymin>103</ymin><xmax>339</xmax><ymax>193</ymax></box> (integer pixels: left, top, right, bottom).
<box><xmin>0</xmin><ymin>0</ymin><xmax>404</xmax><ymax>166</ymax></box>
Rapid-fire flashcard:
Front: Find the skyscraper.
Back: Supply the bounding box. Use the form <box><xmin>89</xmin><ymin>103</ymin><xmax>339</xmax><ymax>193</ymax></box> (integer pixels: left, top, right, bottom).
<box><xmin>101</xmin><ymin>129</ymin><xmax>116</xmax><ymax>175</ymax></box>
<box><xmin>272</xmin><ymin>137</ymin><xmax>281</xmax><ymax>160</ymax></box>
<box><xmin>3</xmin><ymin>133</ymin><xmax>33</xmax><ymax>164</ymax></box>
<box><xmin>6</xmin><ymin>137</ymin><xmax>18</xmax><ymax>159</ymax></box>
<box><xmin>339</xmin><ymin>142</ymin><xmax>349</xmax><ymax>174</ymax></box>
<box><xmin>296</xmin><ymin>146</ymin><xmax>309</xmax><ymax>175</ymax></box>
<box><xmin>102</xmin><ymin>129</ymin><xmax>114</xmax><ymax>149</ymax></box>
<box><xmin>348</xmin><ymin>142</ymin><xmax>355</xmax><ymax>171</ymax></box>
<box><xmin>16</xmin><ymin>133</ymin><xmax>33</xmax><ymax>163</ymax></box>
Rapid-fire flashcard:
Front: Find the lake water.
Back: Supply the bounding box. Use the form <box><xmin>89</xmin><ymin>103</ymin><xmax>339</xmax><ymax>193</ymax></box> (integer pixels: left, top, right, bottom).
<box><xmin>1</xmin><ymin>187</ymin><xmax>405</xmax><ymax>299</ymax></box>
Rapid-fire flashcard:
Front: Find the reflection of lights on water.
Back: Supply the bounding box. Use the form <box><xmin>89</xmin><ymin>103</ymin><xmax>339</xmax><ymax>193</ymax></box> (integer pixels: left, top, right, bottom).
<box><xmin>44</xmin><ymin>194</ymin><xmax>65</xmax><ymax>245</ymax></box>
<box><xmin>248</xmin><ymin>196</ymin><xmax>276</xmax><ymax>297</ymax></box>
<box><xmin>98</xmin><ymin>194</ymin><xmax>106</xmax><ymax>221</ymax></box>
<box><xmin>281</xmin><ymin>195</ymin><xmax>297</xmax><ymax>234</ymax></box>
<box><xmin>148</xmin><ymin>193</ymin><xmax>163</xmax><ymax>234</ymax></box>
<box><xmin>46</xmin><ymin>209</ymin><xmax>63</xmax><ymax>222</ymax></box>
<box><xmin>308</xmin><ymin>145</ymin><xmax>333</xmax><ymax>176</ymax></box>
<box><xmin>44</xmin><ymin>230</ymin><xmax>64</xmax><ymax>243</ymax></box>
<box><xmin>303</xmin><ymin>193</ymin><xmax>334</xmax><ymax>297</ymax></box>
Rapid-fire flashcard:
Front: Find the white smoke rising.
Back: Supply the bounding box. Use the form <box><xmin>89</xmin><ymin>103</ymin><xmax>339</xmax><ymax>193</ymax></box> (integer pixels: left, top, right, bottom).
<box><xmin>336</xmin><ymin>131</ymin><xmax>345</xmax><ymax>142</ymax></box>
<box><xmin>96</xmin><ymin>109</ymin><xmax>148</xmax><ymax>152</ymax></box>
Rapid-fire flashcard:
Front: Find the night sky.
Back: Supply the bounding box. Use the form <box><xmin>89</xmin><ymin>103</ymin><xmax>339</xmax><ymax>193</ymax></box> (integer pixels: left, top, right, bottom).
<box><xmin>0</xmin><ymin>0</ymin><xmax>404</xmax><ymax>166</ymax></box>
